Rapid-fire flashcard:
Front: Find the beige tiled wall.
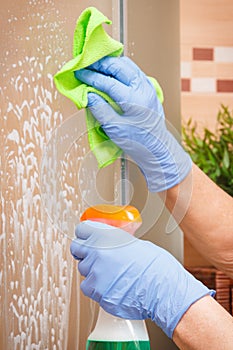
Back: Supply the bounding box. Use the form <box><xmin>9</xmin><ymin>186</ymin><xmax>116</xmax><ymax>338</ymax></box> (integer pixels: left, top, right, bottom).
<box><xmin>180</xmin><ymin>0</ymin><xmax>233</xmax><ymax>131</ymax></box>
<box><xmin>180</xmin><ymin>0</ymin><xmax>233</xmax><ymax>266</ymax></box>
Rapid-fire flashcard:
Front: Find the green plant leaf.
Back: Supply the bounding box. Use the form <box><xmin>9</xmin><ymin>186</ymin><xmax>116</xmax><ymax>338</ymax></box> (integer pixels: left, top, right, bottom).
<box><xmin>182</xmin><ymin>105</ymin><xmax>233</xmax><ymax>197</ymax></box>
<box><xmin>222</xmin><ymin>147</ymin><xmax>230</xmax><ymax>169</ymax></box>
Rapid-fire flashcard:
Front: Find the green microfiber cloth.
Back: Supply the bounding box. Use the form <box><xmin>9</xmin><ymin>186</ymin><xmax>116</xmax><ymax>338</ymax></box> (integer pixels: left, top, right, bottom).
<box><xmin>54</xmin><ymin>6</ymin><xmax>164</xmax><ymax>168</ymax></box>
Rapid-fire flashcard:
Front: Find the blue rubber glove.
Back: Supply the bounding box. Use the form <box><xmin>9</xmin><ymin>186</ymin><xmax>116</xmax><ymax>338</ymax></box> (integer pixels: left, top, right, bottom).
<box><xmin>70</xmin><ymin>221</ymin><xmax>215</xmax><ymax>338</ymax></box>
<box><xmin>74</xmin><ymin>57</ymin><xmax>192</xmax><ymax>192</ymax></box>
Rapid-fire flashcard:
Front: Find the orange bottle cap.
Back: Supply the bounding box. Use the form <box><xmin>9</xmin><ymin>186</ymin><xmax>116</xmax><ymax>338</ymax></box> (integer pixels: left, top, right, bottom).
<box><xmin>80</xmin><ymin>204</ymin><xmax>142</xmax><ymax>235</ymax></box>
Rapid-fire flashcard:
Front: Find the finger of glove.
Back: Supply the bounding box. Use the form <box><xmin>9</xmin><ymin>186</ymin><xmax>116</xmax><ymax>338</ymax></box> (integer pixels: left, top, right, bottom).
<box><xmin>87</xmin><ymin>93</ymin><xmax>121</xmax><ymax>125</ymax></box>
<box><xmin>74</xmin><ymin>69</ymin><xmax>129</xmax><ymax>104</ymax></box>
<box><xmin>75</xmin><ymin>221</ymin><xmax>135</xmax><ymax>249</ymax></box>
<box><xmin>88</xmin><ymin>56</ymin><xmax>139</xmax><ymax>86</ymax></box>
<box><xmin>70</xmin><ymin>238</ymin><xmax>88</xmax><ymax>260</ymax></box>
<box><xmin>75</xmin><ymin>220</ymin><xmax>113</xmax><ymax>239</ymax></box>
<box><xmin>75</xmin><ymin>221</ymin><xmax>120</xmax><ymax>249</ymax></box>
<box><xmin>80</xmin><ymin>277</ymin><xmax>100</xmax><ymax>302</ymax></box>
<box><xmin>78</xmin><ymin>254</ymin><xmax>95</xmax><ymax>277</ymax></box>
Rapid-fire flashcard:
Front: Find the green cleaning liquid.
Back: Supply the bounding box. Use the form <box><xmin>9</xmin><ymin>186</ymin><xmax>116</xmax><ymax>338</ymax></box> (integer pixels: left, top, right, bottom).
<box><xmin>86</xmin><ymin>339</ymin><xmax>151</xmax><ymax>350</ymax></box>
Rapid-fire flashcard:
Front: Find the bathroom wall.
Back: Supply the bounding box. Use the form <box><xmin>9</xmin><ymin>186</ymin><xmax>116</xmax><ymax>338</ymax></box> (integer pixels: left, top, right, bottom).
<box><xmin>180</xmin><ymin>0</ymin><xmax>233</xmax><ymax>267</ymax></box>
<box><xmin>180</xmin><ymin>0</ymin><xmax>233</xmax><ymax>131</ymax></box>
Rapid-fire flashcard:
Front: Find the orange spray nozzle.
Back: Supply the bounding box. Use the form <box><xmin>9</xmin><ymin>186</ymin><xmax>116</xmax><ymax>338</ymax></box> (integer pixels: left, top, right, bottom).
<box><xmin>80</xmin><ymin>204</ymin><xmax>142</xmax><ymax>235</ymax></box>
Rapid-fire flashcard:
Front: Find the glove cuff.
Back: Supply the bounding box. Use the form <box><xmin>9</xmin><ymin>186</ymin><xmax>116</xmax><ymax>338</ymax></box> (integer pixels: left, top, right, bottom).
<box><xmin>166</xmin><ymin>288</ymin><xmax>216</xmax><ymax>339</ymax></box>
<box><xmin>144</xmin><ymin>132</ymin><xmax>193</xmax><ymax>192</ymax></box>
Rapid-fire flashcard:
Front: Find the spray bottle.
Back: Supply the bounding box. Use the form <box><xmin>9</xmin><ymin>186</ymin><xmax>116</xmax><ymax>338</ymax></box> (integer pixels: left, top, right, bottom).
<box><xmin>80</xmin><ymin>204</ymin><xmax>151</xmax><ymax>350</ymax></box>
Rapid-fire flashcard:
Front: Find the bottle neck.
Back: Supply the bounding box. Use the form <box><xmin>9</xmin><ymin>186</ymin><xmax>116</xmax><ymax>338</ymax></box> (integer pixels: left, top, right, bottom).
<box><xmin>88</xmin><ymin>307</ymin><xmax>149</xmax><ymax>341</ymax></box>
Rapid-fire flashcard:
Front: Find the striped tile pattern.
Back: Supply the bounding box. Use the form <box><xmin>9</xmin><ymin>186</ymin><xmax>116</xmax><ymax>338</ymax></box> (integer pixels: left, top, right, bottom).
<box><xmin>181</xmin><ymin>46</ymin><xmax>233</xmax><ymax>93</ymax></box>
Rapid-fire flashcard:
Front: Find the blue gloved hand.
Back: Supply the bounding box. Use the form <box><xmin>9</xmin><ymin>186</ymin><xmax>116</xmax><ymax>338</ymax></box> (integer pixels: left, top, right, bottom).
<box><xmin>70</xmin><ymin>220</ymin><xmax>215</xmax><ymax>338</ymax></box>
<box><xmin>74</xmin><ymin>57</ymin><xmax>192</xmax><ymax>192</ymax></box>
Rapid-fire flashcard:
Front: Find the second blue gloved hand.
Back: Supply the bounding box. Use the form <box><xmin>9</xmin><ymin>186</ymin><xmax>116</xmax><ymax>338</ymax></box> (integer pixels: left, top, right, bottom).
<box><xmin>74</xmin><ymin>57</ymin><xmax>192</xmax><ymax>192</ymax></box>
<box><xmin>70</xmin><ymin>220</ymin><xmax>214</xmax><ymax>338</ymax></box>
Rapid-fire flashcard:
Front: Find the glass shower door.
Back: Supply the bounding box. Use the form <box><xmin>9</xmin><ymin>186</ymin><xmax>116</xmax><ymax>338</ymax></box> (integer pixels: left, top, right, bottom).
<box><xmin>0</xmin><ymin>1</ymin><xmax>123</xmax><ymax>349</ymax></box>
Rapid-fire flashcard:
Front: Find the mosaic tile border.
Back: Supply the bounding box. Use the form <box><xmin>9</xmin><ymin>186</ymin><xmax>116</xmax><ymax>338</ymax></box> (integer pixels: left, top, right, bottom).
<box><xmin>181</xmin><ymin>46</ymin><xmax>233</xmax><ymax>93</ymax></box>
